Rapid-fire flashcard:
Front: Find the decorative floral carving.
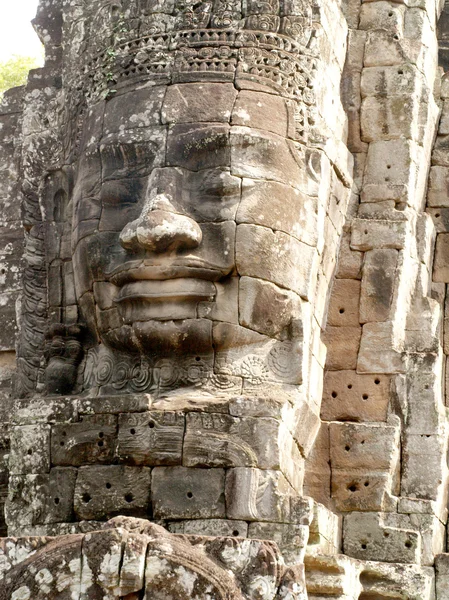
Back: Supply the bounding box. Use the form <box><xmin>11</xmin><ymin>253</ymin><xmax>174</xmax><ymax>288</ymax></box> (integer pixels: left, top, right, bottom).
<box><xmin>240</xmin><ymin>355</ymin><xmax>269</xmax><ymax>384</ymax></box>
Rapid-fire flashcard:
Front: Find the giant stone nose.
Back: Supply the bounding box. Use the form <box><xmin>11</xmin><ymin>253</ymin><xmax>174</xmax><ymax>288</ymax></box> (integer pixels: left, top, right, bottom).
<box><xmin>120</xmin><ymin>193</ymin><xmax>202</xmax><ymax>253</ymax></box>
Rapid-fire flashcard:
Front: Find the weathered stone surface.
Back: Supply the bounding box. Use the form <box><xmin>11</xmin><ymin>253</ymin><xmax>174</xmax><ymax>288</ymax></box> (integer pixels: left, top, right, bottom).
<box><xmin>117</xmin><ymin>411</ymin><xmax>184</xmax><ymax>466</ymax></box>
<box><xmin>330</xmin><ymin>422</ymin><xmax>399</xmax><ymax>512</ymax></box>
<box><xmin>322</xmin><ymin>371</ymin><xmax>391</xmax><ymax>422</ymax></box>
<box><xmin>183</xmin><ymin>412</ymin><xmax>282</xmax><ymax>469</ymax></box>
<box><xmin>9</xmin><ymin>425</ymin><xmax>50</xmax><ymax>475</ymax></box>
<box><xmin>360</xmin><ymin>249</ymin><xmax>398</xmax><ymax>323</ymax></box>
<box><xmin>236</xmin><ymin>224</ymin><xmax>318</xmax><ymax>300</ymax></box>
<box><xmin>162</xmin><ymin>83</ymin><xmax>237</xmax><ymax>124</ymax></box>
<box><xmin>74</xmin><ymin>465</ymin><xmax>151</xmax><ymax>520</ymax></box>
<box><xmin>51</xmin><ymin>414</ymin><xmax>117</xmax><ymax>466</ymax></box>
<box><xmin>344</xmin><ymin>512</ymin><xmax>421</xmax><ymax>564</ymax></box>
<box><xmin>168</xmin><ymin>518</ymin><xmax>249</xmax><ymax>537</ymax></box>
<box><xmin>327</xmin><ymin>279</ymin><xmax>361</xmax><ymax>327</ymax></box>
<box><xmin>226</xmin><ymin>468</ymin><xmax>293</xmax><ymax>522</ymax></box>
<box><xmin>7</xmin><ymin>468</ymin><xmax>77</xmax><ymax>529</ymax></box>
<box><xmin>152</xmin><ymin>466</ymin><xmax>225</xmax><ymax>519</ymax></box>
<box><xmin>322</xmin><ymin>326</ymin><xmax>362</xmax><ymax>370</ymax></box>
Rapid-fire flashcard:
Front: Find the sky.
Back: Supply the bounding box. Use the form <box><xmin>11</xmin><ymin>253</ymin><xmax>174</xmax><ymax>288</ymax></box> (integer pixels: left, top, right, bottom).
<box><xmin>0</xmin><ymin>0</ymin><xmax>44</xmax><ymax>63</ymax></box>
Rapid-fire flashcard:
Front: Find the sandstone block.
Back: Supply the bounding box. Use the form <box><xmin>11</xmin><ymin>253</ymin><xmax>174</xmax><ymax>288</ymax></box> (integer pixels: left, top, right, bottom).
<box><xmin>236</xmin><ymin>177</ymin><xmax>319</xmax><ymax>247</ymax></box>
<box><xmin>427</xmin><ymin>166</ymin><xmax>449</xmax><ymax>206</ymax></box>
<box><xmin>166</xmin><ymin>123</ymin><xmax>230</xmax><ymax>170</ymax></box>
<box><xmin>162</xmin><ymin>83</ymin><xmax>237</xmax><ymax>123</ymax></box>
<box><xmin>238</xmin><ymin>276</ymin><xmax>302</xmax><ymax>338</ymax></box>
<box><xmin>7</xmin><ymin>468</ymin><xmax>77</xmax><ymax>529</ymax></box>
<box><xmin>436</xmin><ymin>554</ymin><xmax>449</xmax><ymax>600</ymax></box>
<box><xmin>248</xmin><ymin>522</ymin><xmax>309</xmax><ymax>566</ymax></box>
<box><xmin>226</xmin><ymin>467</ymin><xmax>293</xmax><ymax>522</ymax></box>
<box><xmin>236</xmin><ymin>224</ymin><xmax>318</xmax><ymax>300</ymax></box>
<box><xmin>335</xmin><ymin>233</ymin><xmax>363</xmax><ymax>279</ymax></box>
<box><xmin>183</xmin><ymin>412</ymin><xmax>281</xmax><ymax>469</ymax></box>
<box><xmin>168</xmin><ymin>518</ymin><xmax>248</xmax><ymax>537</ymax></box>
<box><xmin>230</xmin><ymin>127</ymin><xmax>321</xmax><ymax>196</ymax></box>
<box><xmin>9</xmin><ymin>425</ymin><xmax>50</xmax><ymax>475</ymax></box>
<box><xmin>432</xmin><ymin>134</ymin><xmax>449</xmax><ymax>168</ymax></box>
<box><xmin>152</xmin><ymin>466</ymin><xmax>225</xmax><ymax>519</ymax></box>
<box><xmin>332</xmin><ymin>471</ymin><xmax>396</xmax><ymax>512</ymax></box>
<box><xmin>51</xmin><ymin>414</ymin><xmax>117</xmax><ymax>466</ymax></box>
<box><xmin>357</xmin><ymin>322</ymin><xmax>405</xmax><ymax>373</ymax></box>
<box><xmin>322</xmin><ymin>326</ymin><xmax>361</xmax><ymax>370</ymax></box>
<box><xmin>360</xmin><ymin>249</ymin><xmax>398</xmax><ymax>323</ymax></box>
<box><xmin>322</xmin><ymin>370</ymin><xmax>390</xmax><ymax>422</ymax></box>
<box><xmin>401</xmin><ymin>433</ymin><xmax>447</xmax><ymax>500</ymax></box>
<box><xmin>361</xmin><ymin>64</ymin><xmax>423</xmax><ymax>99</ymax></box>
<box><xmin>74</xmin><ymin>465</ymin><xmax>151</xmax><ymax>520</ymax></box>
<box><xmin>361</xmin><ymin>95</ymin><xmax>423</xmax><ymax>143</ymax></box>
<box><xmin>231</xmin><ymin>90</ymin><xmax>289</xmax><ymax>137</ymax></box>
<box><xmin>327</xmin><ymin>279</ymin><xmax>361</xmax><ymax>327</ymax></box>
<box><xmin>359</xmin><ymin>2</ymin><xmax>405</xmax><ymax>33</ymax></box>
<box><xmin>117</xmin><ymin>411</ymin><xmax>184</xmax><ymax>466</ymax></box>
<box><xmin>344</xmin><ymin>512</ymin><xmax>420</xmax><ymax>564</ymax></box>
<box><xmin>433</xmin><ymin>233</ymin><xmax>449</xmax><ymax>282</ymax></box>
<box><xmin>351</xmin><ymin>219</ymin><xmax>407</xmax><ymax>251</ymax></box>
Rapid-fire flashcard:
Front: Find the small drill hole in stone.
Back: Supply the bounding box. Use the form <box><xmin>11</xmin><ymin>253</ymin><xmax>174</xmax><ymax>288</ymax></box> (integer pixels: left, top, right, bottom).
<box><xmin>149</xmin><ymin>421</ymin><xmax>155</xmax><ymax>429</ymax></box>
<box><xmin>125</xmin><ymin>493</ymin><xmax>134</xmax><ymax>503</ymax></box>
<box><xmin>60</xmin><ymin>441</ymin><xmax>65</xmax><ymax>447</ymax></box>
<box><xmin>98</xmin><ymin>440</ymin><xmax>104</xmax><ymax>447</ymax></box>
<box><xmin>398</xmin><ymin>70</ymin><xmax>403</xmax><ymax>75</ymax></box>
<box><xmin>106</xmin><ymin>482</ymin><xmax>112</xmax><ymax>489</ymax></box>
<box><xmin>347</xmin><ymin>384</ymin><xmax>353</xmax><ymax>389</ymax></box>
<box><xmin>130</xmin><ymin>429</ymin><xmax>136</xmax><ymax>435</ymax></box>
<box><xmin>339</xmin><ymin>308</ymin><xmax>345</xmax><ymax>314</ymax></box>
<box><xmin>384</xmin><ymin>531</ymin><xmax>390</xmax><ymax>538</ymax></box>
<box><xmin>361</xmin><ymin>440</ymin><xmax>365</xmax><ymax>445</ymax></box>
<box><xmin>331</xmin><ymin>391</ymin><xmax>338</xmax><ymax>398</ymax></box>
<box><xmin>405</xmin><ymin>540</ymin><xmax>412</xmax><ymax>548</ymax></box>
<box><xmin>99</xmin><ymin>432</ymin><xmax>104</xmax><ymax>438</ymax></box>
<box><xmin>54</xmin><ymin>497</ymin><xmax>60</xmax><ymax>505</ymax></box>
<box><xmin>348</xmin><ymin>484</ymin><xmax>358</xmax><ymax>492</ymax></box>
<box><xmin>364</xmin><ymin>230</ymin><xmax>368</xmax><ymax>235</ymax></box>
<box><xmin>345</xmin><ymin>445</ymin><xmax>351</xmax><ymax>451</ymax></box>
<box><xmin>232</xmin><ymin>530</ymin><xmax>240</xmax><ymax>536</ymax></box>
<box><xmin>362</xmin><ymin>394</ymin><xmax>369</xmax><ymax>400</ymax></box>
<box><xmin>195</xmin><ymin>356</ymin><xmax>201</xmax><ymax>362</ymax></box>
<box><xmin>187</xmin><ymin>491</ymin><xmax>193</xmax><ymax>499</ymax></box>
<box><xmin>435</xmin><ymin>213</ymin><xmax>440</xmax><ymax>218</ymax></box>
<box><xmin>27</xmin><ymin>449</ymin><xmax>32</xmax><ymax>456</ymax></box>
<box><xmin>388</xmin><ymin>11</ymin><xmax>393</xmax><ymax>15</ymax></box>
<box><xmin>62</xmin><ymin>431</ymin><xmax>67</xmax><ymax>436</ymax></box>
<box><xmin>364</xmin><ymin>481</ymin><xmax>369</xmax><ymax>487</ymax></box>
<box><xmin>387</xmin><ymin>165</ymin><xmax>391</xmax><ymax>169</ymax></box>
<box><xmin>361</xmin><ymin>543</ymin><xmax>367</xmax><ymax>550</ymax></box>
<box><xmin>394</xmin><ymin>34</ymin><xmax>399</xmax><ymax>40</ymax></box>
<box><xmin>374</xmin><ymin>379</ymin><xmax>380</xmax><ymax>385</ymax></box>
<box><xmin>82</xmin><ymin>493</ymin><xmax>91</xmax><ymax>503</ymax></box>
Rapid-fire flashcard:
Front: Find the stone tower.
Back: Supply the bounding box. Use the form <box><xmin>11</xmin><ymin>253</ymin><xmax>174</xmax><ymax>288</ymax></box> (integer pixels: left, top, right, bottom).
<box><xmin>1</xmin><ymin>0</ymin><xmax>449</xmax><ymax>596</ymax></box>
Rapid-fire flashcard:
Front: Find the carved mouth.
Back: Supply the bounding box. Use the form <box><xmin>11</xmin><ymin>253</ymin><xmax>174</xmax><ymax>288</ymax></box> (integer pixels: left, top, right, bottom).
<box><xmin>109</xmin><ymin>260</ymin><xmax>226</xmax><ymax>286</ymax></box>
<box><xmin>115</xmin><ymin>278</ymin><xmax>216</xmax><ymax>304</ymax></box>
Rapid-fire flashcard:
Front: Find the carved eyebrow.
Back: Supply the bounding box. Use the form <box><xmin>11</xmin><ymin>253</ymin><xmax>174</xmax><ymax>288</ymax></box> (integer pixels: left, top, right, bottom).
<box><xmin>100</xmin><ymin>141</ymin><xmax>159</xmax><ymax>178</ymax></box>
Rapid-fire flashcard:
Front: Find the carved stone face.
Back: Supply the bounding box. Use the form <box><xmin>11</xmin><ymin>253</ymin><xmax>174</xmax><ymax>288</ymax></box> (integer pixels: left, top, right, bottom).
<box><xmin>72</xmin><ymin>81</ymin><xmax>319</xmax><ymax>367</ymax></box>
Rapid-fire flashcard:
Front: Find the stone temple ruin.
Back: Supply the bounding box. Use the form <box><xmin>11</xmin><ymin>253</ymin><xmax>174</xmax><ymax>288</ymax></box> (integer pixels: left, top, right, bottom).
<box><xmin>4</xmin><ymin>0</ymin><xmax>449</xmax><ymax>596</ymax></box>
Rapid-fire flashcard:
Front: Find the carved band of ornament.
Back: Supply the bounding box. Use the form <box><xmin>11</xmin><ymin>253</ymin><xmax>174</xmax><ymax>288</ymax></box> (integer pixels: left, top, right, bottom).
<box><xmin>79</xmin><ymin>28</ymin><xmax>319</xmax><ymax>102</ymax></box>
<box><xmin>82</xmin><ymin>340</ymin><xmax>300</xmax><ymax>394</ymax></box>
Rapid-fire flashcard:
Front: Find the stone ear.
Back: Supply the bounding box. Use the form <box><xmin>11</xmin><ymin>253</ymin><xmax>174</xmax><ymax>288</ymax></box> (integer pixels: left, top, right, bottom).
<box><xmin>42</xmin><ymin>166</ymin><xmax>73</xmax><ymax>223</ymax></box>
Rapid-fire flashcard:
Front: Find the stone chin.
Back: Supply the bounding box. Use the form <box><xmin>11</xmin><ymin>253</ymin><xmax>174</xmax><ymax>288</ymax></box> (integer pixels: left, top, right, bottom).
<box><xmin>99</xmin><ymin>317</ymin><xmax>214</xmax><ymax>357</ymax></box>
